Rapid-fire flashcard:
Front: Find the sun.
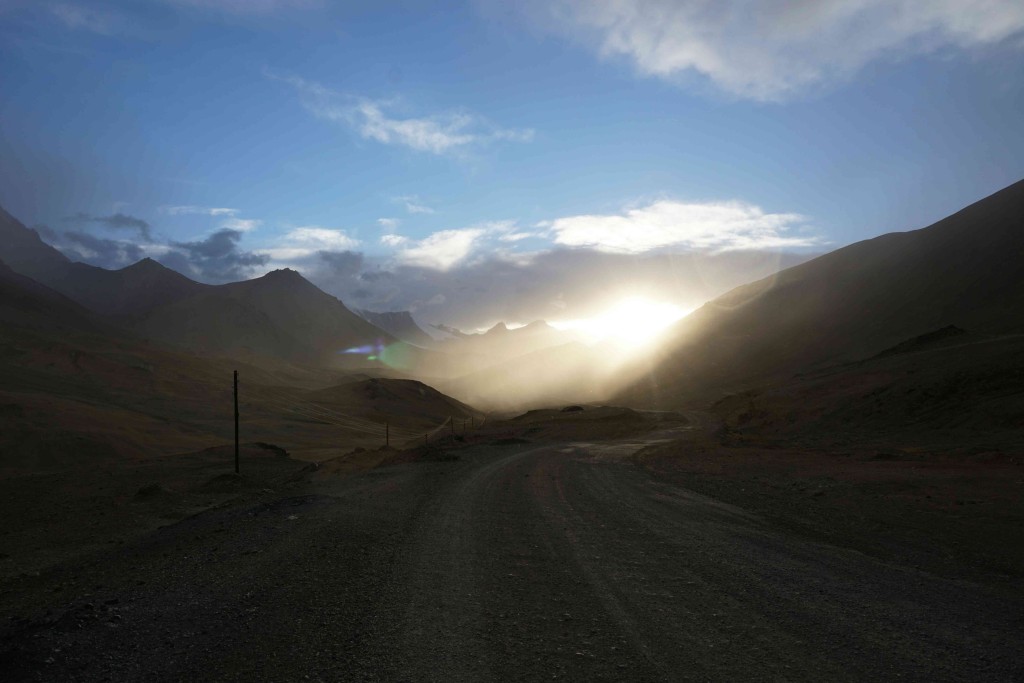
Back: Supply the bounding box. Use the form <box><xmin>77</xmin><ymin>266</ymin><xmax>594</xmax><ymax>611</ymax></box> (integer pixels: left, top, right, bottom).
<box><xmin>551</xmin><ymin>297</ymin><xmax>690</xmax><ymax>347</ymax></box>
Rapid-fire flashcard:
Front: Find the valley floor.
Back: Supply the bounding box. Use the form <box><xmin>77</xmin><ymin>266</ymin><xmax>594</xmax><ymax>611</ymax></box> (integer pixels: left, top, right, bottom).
<box><xmin>1</xmin><ymin>416</ymin><xmax>1022</xmax><ymax>681</ymax></box>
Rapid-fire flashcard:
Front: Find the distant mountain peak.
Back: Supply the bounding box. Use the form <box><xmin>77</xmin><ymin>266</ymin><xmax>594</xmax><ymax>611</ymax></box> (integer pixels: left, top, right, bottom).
<box><xmin>487</xmin><ymin>322</ymin><xmax>509</xmax><ymax>334</ymax></box>
<box><xmin>432</xmin><ymin>323</ymin><xmax>469</xmax><ymax>339</ymax></box>
<box><xmin>123</xmin><ymin>257</ymin><xmax>167</xmax><ymax>272</ymax></box>
<box><xmin>247</xmin><ymin>268</ymin><xmax>315</xmax><ymax>289</ymax></box>
<box><xmin>356</xmin><ymin>309</ymin><xmax>436</xmax><ymax>347</ymax></box>
<box><xmin>259</xmin><ymin>268</ymin><xmax>308</xmax><ymax>282</ymax></box>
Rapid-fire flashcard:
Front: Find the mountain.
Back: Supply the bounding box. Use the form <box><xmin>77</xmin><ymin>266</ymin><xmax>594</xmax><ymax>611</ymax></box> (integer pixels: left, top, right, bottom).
<box><xmin>621</xmin><ymin>179</ymin><xmax>1024</xmax><ymax>408</ymax></box>
<box><xmin>356</xmin><ymin>309</ymin><xmax>436</xmax><ymax>347</ymax></box>
<box><xmin>0</xmin><ymin>207</ymin><xmax>206</xmax><ymax>317</ymax></box>
<box><xmin>0</xmin><ymin>207</ymin><xmax>394</xmax><ymax>366</ymax></box>
<box><xmin>708</xmin><ymin>330</ymin><xmax>1024</xmax><ymax>451</ymax></box>
<box><xmin>0</xmin><ymin>206</ymin><xmax>71</xmax><ymax>280</ymax></box>
<box><xmin>132</xmin><ymin>268</ymin><xmax>393</xmax><ymax>365</ymax></box>
<box><xmin>437</xmin><ymin>320</ymin><xmax>574</xmax><ymax>360</ymax></box>
<box><xmin>42</xmin><ymin>258</ymin><xmax>209</xmax><ymax>317</ymax></box>
<box><xmin>0</xmin><ymin>259</ymin><xmax>103</xmax><ymax>334</ymax></box>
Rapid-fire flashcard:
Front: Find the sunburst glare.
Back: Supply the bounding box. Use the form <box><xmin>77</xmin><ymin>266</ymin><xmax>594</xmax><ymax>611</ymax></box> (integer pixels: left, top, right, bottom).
<box><xmin>550</xmin><ymin>297</ymin><xmax>690</xmax><ymax>347</ymax></box>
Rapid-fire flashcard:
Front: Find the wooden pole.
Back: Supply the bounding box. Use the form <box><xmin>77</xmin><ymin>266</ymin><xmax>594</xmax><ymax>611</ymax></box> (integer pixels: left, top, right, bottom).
<box><xmin>233</xmin><ymin>370</ymin><xmax>239</xmax><ymax>474</ymax></box>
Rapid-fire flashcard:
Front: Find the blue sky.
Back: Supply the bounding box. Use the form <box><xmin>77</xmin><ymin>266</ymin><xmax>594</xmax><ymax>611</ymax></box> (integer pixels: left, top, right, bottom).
<box><xmin>1</xmin><ymin>1</ymin><xmax>1023</xmax><ymax>328</ymax></box>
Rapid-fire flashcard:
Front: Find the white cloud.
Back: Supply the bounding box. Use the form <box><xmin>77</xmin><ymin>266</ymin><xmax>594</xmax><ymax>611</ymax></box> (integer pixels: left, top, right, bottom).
<box><xmin>257</xmin><ymin>225</ymin><xmax>360</xmax><ymax>265</ymax></box>
<box><xmin>392</xmin><ymin>221</ymin><xmax>518</xmax><ymax>269</ymax></box>
<box><xmin>377</xmin><ymin>217</ymin><xmax>400</xmax><ymax>232</ymax></box>
<box><xmin>548</xmin><ymin>199</ymin><xmax>818</xmax><ymax>253</ymax></box>
<box><xmin>270</xmin><ymin>72</ymin><xmax>533</xmax><ymax>155</ymax></box>
<box><xmin>161</xmin><ymin>205</ymin><xmax>240</xmax><ymax>216</ymax></box>
<box><xmin>540</xmin><ymin>0</ymin><xmax>1024</xmax><ymax>100</ymax></box>
<box><xmin>284</xmin><ymin>226</ymin><xmax>360</xmax><ymax>250</ymax></box>
<box><xmin>380</xmin><ymin>234</ymin><xmax>409</xmax><ymax>247</ymax></box>
<box><xmin>397</xmin><ymin>227</ymin><xmax>488</xmax><ymax>270</ymax></box>
<box><xmin>222</xmin><ymin>217</ymin><xmax>261</xmax><ymax>232</ymax></box>
<box><xmin>353</xmin><ymin>100</ymin><xmax>475</xmax><ymax>154</ymax></box>
<box><xmin>394</xmin><ymin>195</ymin><xmax>436</xmax><ymax>215</ymax></box>
<box><xmin>499</xmin><ymin>231</ymin><xmax>542</xmax><ymax>242</ymax></box>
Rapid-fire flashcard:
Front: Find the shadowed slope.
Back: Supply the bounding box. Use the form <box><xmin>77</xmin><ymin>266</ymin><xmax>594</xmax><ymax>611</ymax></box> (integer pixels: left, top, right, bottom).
<box><xmin>622</xmin><ymin>179</ymin><xmax>1024</xmax><ymax>407</ymax></box>
<box><xmin>47</xmin><ymin>258</ymin><xmax>209</xmax><ymax>317</ymax></box>
<box><xmin>308</xmin><ymin>377</ymin><xmax>481</xmax><ymax>427</ymax></box>
<box><xmin>0</xmin><ymin>207</ymin><xmax>207</xmax><ymax>317</ymax></box>
<box><xmin>0</xmin><ymin>206</ymin><xmax>70</xmax><ymax>279</ymax></box>
<box><xmin>132</xmin><ymin>268</ymin><xmax>394</xmax><ymax>365</ymax></box>
<box><xmin>356</xmin><ymin>309</ymin><xmax>436</xmax><ymax>348</ymax></box>
<box><xmin>0</xmin><ymin>260</ymin><xmax>104</xmax><ymax>334</ymax></box>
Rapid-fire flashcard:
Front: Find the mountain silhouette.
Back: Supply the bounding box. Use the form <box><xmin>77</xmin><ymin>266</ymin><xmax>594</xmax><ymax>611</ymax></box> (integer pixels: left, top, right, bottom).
<box><xmin>0</xmin><ymin>208</ymin><xmax>206</xmax><ymax>316</ymax></box>
<box><xmin>132</xmin><ymin>268</ymin><xmax>392</xmax><ymax>365</ymax></box>
<box><xmin>0</xmin><ymin>207</ymin><xmax>393</xmax><ymax>366</ymax></box>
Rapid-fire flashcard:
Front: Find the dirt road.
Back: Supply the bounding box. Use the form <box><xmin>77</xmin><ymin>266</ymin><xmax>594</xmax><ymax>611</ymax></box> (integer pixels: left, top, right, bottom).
<box><xmin>2</xmin><ymin>442</ymin><xmax>1021</xmax><ymax>681</ymax></box>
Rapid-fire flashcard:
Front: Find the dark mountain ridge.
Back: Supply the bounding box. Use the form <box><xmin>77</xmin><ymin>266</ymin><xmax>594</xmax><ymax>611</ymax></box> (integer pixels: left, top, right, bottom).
<box><xmin>0</xmin><ymin>208</ymin><xmax>393</xmax><ymax>366</ymax></box>
<box><xmin>131</xmin><ymin>268</ymin><xmax>393</xmax><ymax>365</ymax></box>
<box><xmin>0</xmin><ymin>208</ymin><xmax>207</xmax><ymax>317</ymax></box>
<box><xmin>622</xmin><ymin>179</ymin><xmax>1024</xmax><ymax>408</ymax></box>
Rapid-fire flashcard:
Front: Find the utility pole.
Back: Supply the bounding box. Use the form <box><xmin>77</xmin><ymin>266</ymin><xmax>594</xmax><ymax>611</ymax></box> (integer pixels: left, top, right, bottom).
<box><xmin>233</xmin><ymin>370</ymin><xmax>240</xmax><ymax>474</ymax></box>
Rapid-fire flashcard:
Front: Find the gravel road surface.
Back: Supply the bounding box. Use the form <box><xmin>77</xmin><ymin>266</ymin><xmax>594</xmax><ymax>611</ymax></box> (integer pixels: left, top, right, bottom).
<box><xmin>2</xmin><ymin>442</ymin><xmax>1021</xmax><ymax>681</ymax></box>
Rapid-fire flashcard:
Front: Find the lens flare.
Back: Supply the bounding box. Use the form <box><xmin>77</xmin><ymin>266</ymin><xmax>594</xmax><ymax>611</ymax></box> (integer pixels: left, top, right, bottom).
<box><xmin>340</xmin><ymin>339</ymin><xmax>413</xmax><ymax>370</ymax></box>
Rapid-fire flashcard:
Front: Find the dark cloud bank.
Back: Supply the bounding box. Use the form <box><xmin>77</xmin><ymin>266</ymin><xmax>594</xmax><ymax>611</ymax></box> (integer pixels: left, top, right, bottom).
<box><xmin>64</xmin><ymin>212</ymin><xmax>152</xmax><ymax>240</ymax></box>
<box><xmin>163</xmin><ymin>229</ymin><xmax>269</xmax><ymax>283</ymax></box>
<box><xmin>39</xmin><ymin>222</ymin><xmax>269</xmax><ymax>284</ymax></box>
